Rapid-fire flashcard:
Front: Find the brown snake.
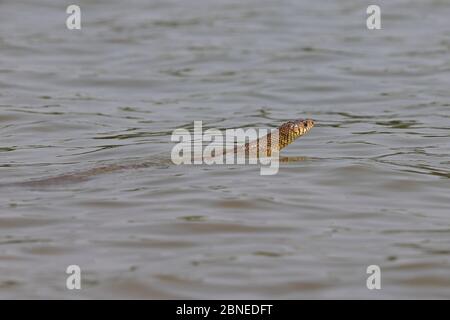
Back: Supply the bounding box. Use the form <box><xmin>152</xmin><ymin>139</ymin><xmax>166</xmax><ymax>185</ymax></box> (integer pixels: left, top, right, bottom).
<box><xmin>2</xmin><ymin>119</ymin><xmax>314</xmax><ymax>187</ymax></box>
<box><xmin>238</xmin><ymin>118</ymin><xmax>314</xmax><ymax>157</ymax></box>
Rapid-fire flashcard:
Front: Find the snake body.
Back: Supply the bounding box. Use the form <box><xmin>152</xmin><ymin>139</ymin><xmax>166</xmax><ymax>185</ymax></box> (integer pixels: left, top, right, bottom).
<box><xmin>3</xmin><ymin>119</ymin><xmax>314</xmax><ymax>187</ymax></box>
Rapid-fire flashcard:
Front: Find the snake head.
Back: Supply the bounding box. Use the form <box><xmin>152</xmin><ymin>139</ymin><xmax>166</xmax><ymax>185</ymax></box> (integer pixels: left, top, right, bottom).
<box><xmin>275</xmin><ymin>119</ymin><xmax>315</xmax><ymax>151</ymax></box>
<box><xmin>281</xmin><ymin>118</ymin><xmax>315</xmax><ymax>137</ymax></box>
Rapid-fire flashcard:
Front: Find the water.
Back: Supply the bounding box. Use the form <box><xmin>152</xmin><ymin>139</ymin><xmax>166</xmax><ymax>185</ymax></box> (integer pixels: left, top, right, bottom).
<box><xmin>0</xmin><ymin>0</ymin><xmax>449</xmax><ymax>299</ymax></box>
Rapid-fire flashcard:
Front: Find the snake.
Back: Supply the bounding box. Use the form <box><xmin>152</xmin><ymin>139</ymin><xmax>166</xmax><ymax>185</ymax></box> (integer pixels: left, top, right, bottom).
<box><xmin>1</xmin><ymin>119</ymin><xmax>314</xmax><ymax>188</ymax></box>
<box><xmin>236</xmin><ymin>118</ymin><xmax>314</xmax><ymax>157</ymax></box>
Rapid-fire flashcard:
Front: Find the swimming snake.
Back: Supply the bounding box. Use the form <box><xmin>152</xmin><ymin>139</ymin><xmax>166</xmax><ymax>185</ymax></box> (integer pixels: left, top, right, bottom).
<box><xmin>2</xmin><ymin>119</ymin><xmax>314</xmax><ymax>187</ymax></box>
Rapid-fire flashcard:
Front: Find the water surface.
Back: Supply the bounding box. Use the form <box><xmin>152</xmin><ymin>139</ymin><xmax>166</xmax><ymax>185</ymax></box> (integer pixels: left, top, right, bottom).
<box><xmin>0</xmin><ymin>0</ymin><xmax>449</xmax><ymax>299</ymax></box>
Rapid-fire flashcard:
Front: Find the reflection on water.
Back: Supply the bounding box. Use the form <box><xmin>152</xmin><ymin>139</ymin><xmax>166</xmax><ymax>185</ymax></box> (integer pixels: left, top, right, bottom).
<box><xmin>0</xmin><ymin>0</ymin><xmax>450</xmax><ymax>299</ymax></box>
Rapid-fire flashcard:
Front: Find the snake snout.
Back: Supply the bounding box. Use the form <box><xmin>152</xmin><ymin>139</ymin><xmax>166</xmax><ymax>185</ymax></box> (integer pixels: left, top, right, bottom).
<box><xmin>295</xmin><ymin>119</ymin><xmax>314</xmax><ymax>131</ymax></box>
<box><xmin>276</xmin><ymin>118</ymin><xmax>315</xmax><ymax>151</ymax></box>
<box><xmin>300</xmin><ymin>119</ymin><xmax>313</xmax><ymax>130</ymax></box>
<box><xmin>279</xmin><ymin>118</ymin><xmax>315</xmax><ymax>139</ymax></box>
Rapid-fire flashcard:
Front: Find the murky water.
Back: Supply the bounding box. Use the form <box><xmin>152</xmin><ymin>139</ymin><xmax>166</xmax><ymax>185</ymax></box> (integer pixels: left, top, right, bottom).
<box><xmin>1</xmin><ymin>0</ymin><xmax>449</xmax><ymax>299</ymax></box>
